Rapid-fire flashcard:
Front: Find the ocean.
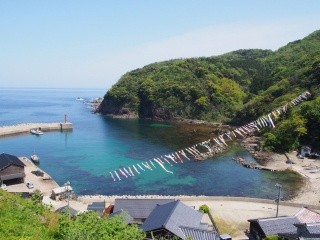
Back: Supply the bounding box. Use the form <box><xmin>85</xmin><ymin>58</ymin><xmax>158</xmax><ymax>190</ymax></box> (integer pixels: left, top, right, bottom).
<box><xmin>0</xmin><ymin>88</ymin><xmax>301</xmax><ymax>199</ymax></box>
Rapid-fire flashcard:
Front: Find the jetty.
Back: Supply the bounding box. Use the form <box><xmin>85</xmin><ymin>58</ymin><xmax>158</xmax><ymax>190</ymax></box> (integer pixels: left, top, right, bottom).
<box><xmin>232</xmin><ymin>157</ymin><xmax>277</xmax><ymax>172</ymax></box>
<box><xmin>0</xmin><ymin>122</ymin><xmax>73</xmax><ymax>138</ymax></box>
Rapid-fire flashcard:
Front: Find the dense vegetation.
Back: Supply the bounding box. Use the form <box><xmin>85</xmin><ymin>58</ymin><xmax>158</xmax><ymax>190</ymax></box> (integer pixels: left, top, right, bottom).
<box><xmin>99</xmin><ymin>30</ymin><xmax>320</xmax><ymax>151</ymax></box>
<box><xmin>0</xmin><ymin>190</ymin><xmax>145</xmax><ymax>239</ymax></box>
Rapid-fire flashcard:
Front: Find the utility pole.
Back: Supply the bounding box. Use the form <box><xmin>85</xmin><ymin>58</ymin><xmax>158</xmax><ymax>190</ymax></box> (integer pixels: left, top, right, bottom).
<box><xmin>275</xmin><ymin>183</ymin><xmax>282</xmax><ymax>217</ymax></box>
<box><xmin>64</xmin><ymin>181</ymin><xmax>71</xmax><ymax>218</ymax></box>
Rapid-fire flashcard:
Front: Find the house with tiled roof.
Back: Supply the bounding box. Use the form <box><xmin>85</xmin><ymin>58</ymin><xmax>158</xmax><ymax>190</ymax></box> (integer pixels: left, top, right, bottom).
<box><xmin>248</xmin><ymin>207</ymin><xmax>320</xmax><ymax>240</ymax></box>
<box><xmin>279</xmin><ymin>222</ymin><xmax>320</xmax><ymax>239</ymax></box>
<box><xmin>296</xmin><ymin>222</ymin><xmax>320</xmax><ymax>239</ymax></box>
<box><xmin>0</xmin><ymin>153</ymin><xmax>25</xmax><ymax>184</ymax></box>
<box><xmin>113</xmin><ymin>198</ymin><xmax>175</xmax><ymax>224</ymax></box>
<box><xmin>141</xmin><ymin>200</ymin><xmax>218</xmax><ymax>240</ymax></box>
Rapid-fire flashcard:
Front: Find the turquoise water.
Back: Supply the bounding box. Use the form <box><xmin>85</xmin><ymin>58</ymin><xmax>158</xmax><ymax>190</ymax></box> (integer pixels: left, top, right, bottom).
<box><xmin>0</xmin><ymin>88</ymin><xmax>299</xmax><ymax>198</ymax></box>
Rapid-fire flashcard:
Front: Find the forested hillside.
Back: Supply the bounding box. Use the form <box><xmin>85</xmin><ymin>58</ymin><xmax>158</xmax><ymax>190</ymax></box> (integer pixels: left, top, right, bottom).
<box><xmin>98</xmin><ymin>30</ymin><xmax>320</xmax><ymax>150</ymax></box>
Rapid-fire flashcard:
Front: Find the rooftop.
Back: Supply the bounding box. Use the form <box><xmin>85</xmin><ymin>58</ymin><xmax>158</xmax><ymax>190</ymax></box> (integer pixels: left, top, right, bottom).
<box><xmin>141</xmin><ymin>200</ymin><xmax>207</xmax><ymax>239</ymax></box>
<box><xmin>0</xmin><ymin>153</ymin><xmax>25</xmax><ymax>170</ymax></box>
<box><xmin>113</xmin><ymin>198</ymin><xmax>174</xmax><ymax>219</ymax></box>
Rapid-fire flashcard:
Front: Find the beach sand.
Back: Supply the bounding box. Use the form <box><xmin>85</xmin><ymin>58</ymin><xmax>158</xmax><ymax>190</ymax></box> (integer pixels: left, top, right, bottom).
<box><xmin>265</xmin><ymin>152</ymin><xmax>320</xmax><ymax>206</ymax></box>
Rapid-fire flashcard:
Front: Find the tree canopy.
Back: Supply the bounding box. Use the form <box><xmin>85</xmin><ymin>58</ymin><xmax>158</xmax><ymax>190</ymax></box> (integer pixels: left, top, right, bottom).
<box><xmin>98</xmin><ymin>29</ymin><xmax>320</xmax><ymax>151</ymax></box>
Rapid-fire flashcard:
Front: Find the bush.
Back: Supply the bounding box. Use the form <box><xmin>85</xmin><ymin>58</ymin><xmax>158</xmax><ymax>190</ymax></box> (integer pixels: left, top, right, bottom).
<box><xmin>199</xmin><ymin>204</ymin><xmax>209</xmax><ymax>214</ymax></box>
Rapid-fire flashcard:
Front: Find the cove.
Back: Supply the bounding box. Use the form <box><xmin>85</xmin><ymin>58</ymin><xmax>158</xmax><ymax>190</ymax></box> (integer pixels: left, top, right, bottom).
<box><xmin>0</xmin><ymin>88</ymin><xmax>302</xmax><ymax>199</ymax></box>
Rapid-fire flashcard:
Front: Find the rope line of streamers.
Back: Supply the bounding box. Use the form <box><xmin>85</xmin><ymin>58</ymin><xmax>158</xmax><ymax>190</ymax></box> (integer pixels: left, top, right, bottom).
<box><xmin>109</xmin><ymin>91</ymin><xmax>311</xmax><ymax>181</ymax></box>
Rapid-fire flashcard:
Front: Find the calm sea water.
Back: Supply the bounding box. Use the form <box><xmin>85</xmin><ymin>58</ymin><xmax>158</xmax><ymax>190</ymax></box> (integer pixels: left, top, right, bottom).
<box><xmin>0</xmin><ymin>88</ymin><xmax>301</xmax><ymax>199</ymax></box>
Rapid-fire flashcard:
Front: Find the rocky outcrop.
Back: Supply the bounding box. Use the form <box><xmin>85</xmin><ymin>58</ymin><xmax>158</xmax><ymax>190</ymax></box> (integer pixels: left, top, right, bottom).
<box><xmin>95</xmin><ymin>98</ymin><xmax>137</xmax><ymax>118</ymax></box>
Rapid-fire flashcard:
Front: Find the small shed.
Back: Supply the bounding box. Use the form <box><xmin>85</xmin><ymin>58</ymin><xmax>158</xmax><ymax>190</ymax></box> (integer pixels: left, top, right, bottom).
<box><xmin>51</xmin><ymin>185</ymin><xmax>73</xmax><ymax>200</ymax></box>
<box><xmin>0</xmin><ymin>153</ymin><xmax>25</xmax><ymax>184</ymax></box>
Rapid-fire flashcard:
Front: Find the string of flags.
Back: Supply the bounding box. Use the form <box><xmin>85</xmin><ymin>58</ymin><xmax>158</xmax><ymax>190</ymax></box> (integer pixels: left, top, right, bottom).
<box><xmin>108</xmin><ymin>91</ymin><xmax>311</xmax><ymax>181</ymax></box>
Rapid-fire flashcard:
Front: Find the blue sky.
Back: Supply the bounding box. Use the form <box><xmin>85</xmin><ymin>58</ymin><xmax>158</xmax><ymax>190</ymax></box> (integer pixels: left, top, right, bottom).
<box><xmin>1</xmin><ymin>1</ymin><xmax>320</xmax><ymax>89</ymax></box>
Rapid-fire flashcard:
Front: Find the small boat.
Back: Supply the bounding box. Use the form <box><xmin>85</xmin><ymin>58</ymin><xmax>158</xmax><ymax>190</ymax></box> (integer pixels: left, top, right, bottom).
<box><xmin>30</xmin><ymin>128</ymin><xmax>44</xmax><ymax>135</ymax></box>
<box><xmin>76</xmin><ymin>97</ymin><xmax>84</xmax><ymax>101</ymax></box>
<box><xmin>30</xmin><ymin>154</ymin><xmax>40</xmax><ymax>163</ymax></box>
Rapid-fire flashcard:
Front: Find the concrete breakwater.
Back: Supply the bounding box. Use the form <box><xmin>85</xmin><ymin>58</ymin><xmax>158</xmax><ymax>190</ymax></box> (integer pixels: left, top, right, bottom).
<box><xmin>0</xmin><ymin>122</ymin><xmax>73</xmax><ymax>137</ymax></box>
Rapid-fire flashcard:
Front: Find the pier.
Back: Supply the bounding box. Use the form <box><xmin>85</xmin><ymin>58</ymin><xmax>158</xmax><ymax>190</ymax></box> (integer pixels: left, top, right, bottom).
<box><xmin>232</xmin><ymin>157</ymin><xmax>277</xmax><ymax>172</ymax></box>
<box><xmin>0</xmin><ymin>122</ymin><xmax>73</xmax><ymax>138</ymax></box>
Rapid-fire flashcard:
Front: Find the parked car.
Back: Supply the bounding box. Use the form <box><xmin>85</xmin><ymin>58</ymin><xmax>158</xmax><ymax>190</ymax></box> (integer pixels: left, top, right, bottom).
<box><xmin>1</xmin><ymin>184</ymin><xmax>7</xmax><ymax>191</ymax></box>
<box><xmin>26</xmin><ymin>182</ymin><xmax>34</xmax><ymax>189</ymax></box>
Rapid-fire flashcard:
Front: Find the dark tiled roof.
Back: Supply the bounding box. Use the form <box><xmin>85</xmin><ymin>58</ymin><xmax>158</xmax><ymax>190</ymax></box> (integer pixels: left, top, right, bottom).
<box><xmin>109</xmin><ymin>210</ymin><xmax>134</xmax><ymax>225</ymax></box>
<box><xmin>294</xmin><ymin>222</ymin><xmax>320</xmax><ymax>238</ymax></box>
<box><xmin>0</xmin><ymin>153</ymin><xmax>25</xmax><ymax>170</ymax></box>
<box><xmin>141</xmin><ymin>200</ymin><xmax>204</xmax><ymax>239</ymax></box>
<box><xmin>298</xmin><ymin>223</ymin><xmax>320</xmax><ymax>240</ymax></box>
<box><xmin>56</xmin><ymin>205</ymin><xmax>78</xmax><ymax>216</ymax></box>
<box><xmin>180</xmin><ymin>226</ymin><xmax>218</xmax><ymax>240</ymax></box>
<box><xmin>256</xmin><ymin>216</ymin><xmax>300</xmax><ymax>236</ymax></box>
<box><xmin>306</xmin><ymin>223</ymin><xmax>320</xmax><ymax>234</ymax></box>
<box><xmin>113</xmin><ymin>198</ymin><xmax>174</xmax><ymax>219</ymax></box>
<box><xmin>249</xmin><ymin>208</ymin><xmax>320</xmax><ymax>237</ymax></box>
<box><xmin>300</xmin><ymin>238</ymin><xmax>320</xmax><ymax>240</ymax></box>
<box><xmin>87</xmin><ymin>202</ymin><xmax>105</xmax><ymax>215</ymax></box>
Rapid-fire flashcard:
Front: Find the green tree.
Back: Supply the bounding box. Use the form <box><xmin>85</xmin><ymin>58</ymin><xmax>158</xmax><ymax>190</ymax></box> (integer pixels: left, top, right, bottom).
<box><xmin>263</xmin><ymin>113</ymin><xmax>307</xmax><ymax>152</ymax></box>
<box><xmin>31</xmin><ymin>189</ymin><xmax>44</xmax><ymax>205</ymax></box>
<box><xmin>56</xmin><ymin>210</ymin><xmax>145</xmax><ymax>240</ymax></box>
<box><xmin>300</xmin><ymin>97</ymin><xmax>320</xmax><ymax>149</ymax></box>
<box><xmin>199</xmin><ymin>204</ymin><xmax>209</xmax><ymax>214</ymax></box>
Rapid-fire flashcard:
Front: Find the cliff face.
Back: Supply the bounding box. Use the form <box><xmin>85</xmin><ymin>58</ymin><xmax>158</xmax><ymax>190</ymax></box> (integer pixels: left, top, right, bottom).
<box><xmin>97</xmin><ymin>30</ymin><xmax>320</xmax><ymax>122</ymax></box>
<box><xmin>96</xmin><ymin>97</ymin><xmax>137</xmax><ymax>118</ymax></box>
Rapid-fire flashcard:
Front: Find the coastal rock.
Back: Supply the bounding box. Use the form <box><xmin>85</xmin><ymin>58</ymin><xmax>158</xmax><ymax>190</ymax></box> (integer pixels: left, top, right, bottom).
<box><xmin>95</xmin><ymin>98</ymin><xmax>138</xmax><ymax>118</ymax></box>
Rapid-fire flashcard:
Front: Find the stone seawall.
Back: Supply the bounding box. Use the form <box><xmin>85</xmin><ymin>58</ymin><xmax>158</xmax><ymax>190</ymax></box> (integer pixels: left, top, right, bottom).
<box><xmin>0</xmin><ymin>122</ymin><xmax>73</xmax><ymax>137</ymax></box>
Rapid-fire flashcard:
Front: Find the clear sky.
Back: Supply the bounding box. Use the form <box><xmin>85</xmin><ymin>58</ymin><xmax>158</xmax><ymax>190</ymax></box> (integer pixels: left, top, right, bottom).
<box><xmin>1</xmin><ymin>1</ymin><xmax>320</xmax><ymax>90</ymax></box>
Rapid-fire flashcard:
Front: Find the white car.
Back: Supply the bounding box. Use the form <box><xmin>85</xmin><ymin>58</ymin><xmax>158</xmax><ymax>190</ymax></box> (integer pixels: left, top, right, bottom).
<box><xmin>26</xmin><ymin>182</ymin><xmax>34</xmax><ymax>189</ymax></box>
<box><xmin>1</xmin><ymin>184</ymin><xmax>8</xmax><ymax>191</ymax></box>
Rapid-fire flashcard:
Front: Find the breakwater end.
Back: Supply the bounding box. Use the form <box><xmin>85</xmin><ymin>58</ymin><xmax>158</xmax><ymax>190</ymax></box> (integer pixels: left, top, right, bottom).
<box><xmin>0</xmin><ymin>122</ymin><xmax>73</xmax><ymax>138</ymax></box>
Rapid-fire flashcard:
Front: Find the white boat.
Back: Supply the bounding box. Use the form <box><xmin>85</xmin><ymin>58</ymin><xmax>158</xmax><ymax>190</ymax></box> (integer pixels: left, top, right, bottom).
<box><xmin>30</xmin><ymin>154</ymin><xmax>40</xmax><ymax>163</ymax></box>
<box><xmin>76</xmin><ymin>97</ymin><xmax>84</xmax><ymax>101</ymax></box>
<box><xmin>30</xmin><ymin>128</ymin><xmax>44</xmax><ymax>135</ymax></box>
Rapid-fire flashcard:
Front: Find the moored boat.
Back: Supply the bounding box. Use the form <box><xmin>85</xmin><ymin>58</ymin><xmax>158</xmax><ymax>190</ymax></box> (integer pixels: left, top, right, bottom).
<box><xmin>31</xmin><ymin>154</ymin><xmax>40</xmax><ymax>163</ymax></box>
<box><xmin>30</xmin><ymin>128</ymin><xmax>44</xmax><ymax>135</ymax></box>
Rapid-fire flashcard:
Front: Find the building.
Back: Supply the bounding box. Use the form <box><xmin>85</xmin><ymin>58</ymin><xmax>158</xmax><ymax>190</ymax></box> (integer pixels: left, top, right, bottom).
<box><xmin>50</xmin><ymin>185</ymin><xmax>73</xmax><ymax>200</ymax></box>
<box><xmin>56</xmin><ymin>205</ymin><xmax>78</xmax><ymax>217</ymax></box>
<box><xmin>280</xmin><ymin>222</ymin><xmax>320</xmax><ymax>239</ymax></box>
<box><xmin>109</xmin><ymin>209</ymin><xmax>134</xmax><ymax>225</ymax></box>
<box><xmin>112</xmin><ymin>198</ymin><xmax>175</xmax><ymax>224</ymax></box>
<box><xmin>248</xmin><ymin>207</ymin><xmax>320</xmax><ymax>240</ymax></box>
<box><xmin>87</xmin><ymin>201</ymin><xmax>106</xmax><ymax>216</ymax></box>
<box><xmin>0</xmin><ymin>153</ymin><xmax>25</xmax><ymax>184</ymax></box>
<box><xmin>141</xmin><ymin>200</ymin><xmax>218</xmax><ymax>240</ymax></box>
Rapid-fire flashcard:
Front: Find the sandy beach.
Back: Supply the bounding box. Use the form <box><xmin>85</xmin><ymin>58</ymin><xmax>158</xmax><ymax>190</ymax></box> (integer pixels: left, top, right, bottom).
<box><xmin>264</xmin><ymin>152</ymin><xmax>320</xmax><ymax>205</ymax></box>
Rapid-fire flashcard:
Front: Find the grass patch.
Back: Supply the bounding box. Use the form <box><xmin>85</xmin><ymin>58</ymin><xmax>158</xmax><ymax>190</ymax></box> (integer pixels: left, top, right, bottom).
<box><xmin>213</xmin><ymin>216</ymin><xmax>238</xmax><ymax>235</ymax></box>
